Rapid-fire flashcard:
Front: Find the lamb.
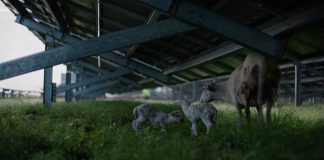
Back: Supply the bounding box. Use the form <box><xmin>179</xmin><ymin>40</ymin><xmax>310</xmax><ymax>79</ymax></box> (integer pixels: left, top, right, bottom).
<box><xmin>180</xmin><ymin>101</ymin><xmax>218</xmax><ymax>136</ymax></box>
<box><xmin>200</xmin><ymin>53</ymin><xmax>281</xmax><ymax>127</ymax></box>
<box><xmin>132</xmin><ymin>103</ymin><xmax>182</xmax><ymax>134</ymax></box>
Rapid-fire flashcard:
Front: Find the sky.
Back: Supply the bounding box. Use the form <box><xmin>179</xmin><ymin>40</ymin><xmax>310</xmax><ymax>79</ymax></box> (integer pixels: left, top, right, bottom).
<box><xmin>0</xmin><ymin>2</ymin><xmax>66</xmax><ymax>92</ymax></box>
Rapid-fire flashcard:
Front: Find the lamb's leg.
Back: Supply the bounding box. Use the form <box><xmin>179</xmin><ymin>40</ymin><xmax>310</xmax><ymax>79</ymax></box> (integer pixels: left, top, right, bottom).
<box><xmin>202</xmin><ymin>117</ymin><xmax>213</xmax><ymax>134</ymax></box>
<box><xmin>256</xmin><ymin>105</ymin><xmax>265</xmax><ymax>125</ymax></box>
<box><xmin>266</xmin><ymin>102</ymin><xmax>273</xmax><ymax>127</ymax></box>
<box><xmin>132</xmin><ymin>120</ymin><xmax>138</xmax><ymax>133</ymax></box>
<box><xmin>160</xmin><ymin>123</ymin><xmax>167</xmax><ymax>133</ymax></box>
<box><xmin>191</xmin><ymin>121</ymin><xmax>198</xmax><ymax>136</ymax></box>
<box><xmin>132</xmin><ymin>116</ymin><xmax>145</xmax><ymax>134</ymax></box>
<box><xmin>236</xmin><ymin>106</ymin><xmax>243</xmax><ymax>128</ymax></box>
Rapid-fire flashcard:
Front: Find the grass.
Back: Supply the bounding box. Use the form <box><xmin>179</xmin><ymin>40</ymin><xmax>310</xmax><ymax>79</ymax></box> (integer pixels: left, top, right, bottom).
<box><xmin>0</xmin><ymin>99</ymin><xmax>323</xmax><ymax>160</ymax></box>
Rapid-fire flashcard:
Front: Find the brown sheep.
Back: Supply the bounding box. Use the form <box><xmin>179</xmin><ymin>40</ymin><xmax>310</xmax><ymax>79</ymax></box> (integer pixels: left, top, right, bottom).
<box><xmin>200</xmin><ymin>53</ymin><xmax>281</xmax><ymax>127</ymax></box>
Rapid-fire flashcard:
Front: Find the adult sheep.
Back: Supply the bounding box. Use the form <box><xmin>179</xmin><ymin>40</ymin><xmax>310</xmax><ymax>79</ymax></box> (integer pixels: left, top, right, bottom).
<box><xmin>200</xmin><ymin>53</ymin><xmax>281</xmax><ymax>127</ymax></box>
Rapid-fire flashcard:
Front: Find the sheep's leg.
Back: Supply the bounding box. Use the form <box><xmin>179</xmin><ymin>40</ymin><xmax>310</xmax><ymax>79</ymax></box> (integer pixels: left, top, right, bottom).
<box><xmin>132</xmin><ymin>116</ymin><xmax>145</xmax><ymax>134</ymax></box>
<box><xmin>245</xmin><ymin>106</ymin><xmax>251</xmax><ymax>123</ymax></box>
<box><xmin>191</xmin><ymin>121</ymin><xmax>198</xmax><ymax>136</ymax></box>
<box><xmin>256</xmin><ymin>105</ymin><xmax>265</xmax><ymax>125</ymax></box>
<box><xmin>266</xmin><ymin>102</ymin><xmax>273</xmax><ymax>127</ymax></box>
<box><xmin>256</xmin><ymin>67</ymin><xmax>265</xmax><ymax>106</ymax></box>
<box><xmin>236</xmin><ymin>106</ymin><xmax>243</xmax><ymax>128</ymax></box>
<box><xmin>202</xmin><ymin>117</ymin><xmax>213</xmax><ymax>134</ymax></box>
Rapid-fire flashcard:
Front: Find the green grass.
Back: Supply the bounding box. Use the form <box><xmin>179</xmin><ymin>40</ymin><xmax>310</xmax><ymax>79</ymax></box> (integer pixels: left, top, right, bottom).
<box><xmin>0</xmin><ymin>100</ymin><xmax>323</xmax><ymax>160</ymax></box>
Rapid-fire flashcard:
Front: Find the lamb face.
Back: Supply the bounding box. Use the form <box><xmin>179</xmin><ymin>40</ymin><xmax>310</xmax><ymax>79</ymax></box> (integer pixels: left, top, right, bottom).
<box><xmin>200</xmin><ymin>83</ymin><xmax>218</xmax><ymax>103</ymax></box>
<box><xmin>167</xmin><ymin>110</ymin><xmax>183</xmax><ymax>123</ymax></box>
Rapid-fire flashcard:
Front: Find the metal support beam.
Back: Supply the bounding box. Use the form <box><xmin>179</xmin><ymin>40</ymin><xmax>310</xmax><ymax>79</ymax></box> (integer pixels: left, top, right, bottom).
<box><xmin>96</xmin><ymin>0</ymin><xmax>102</xmax><ymax>69</ymax></box>
<box><xmin>65</xmin><ymin>68</ymin><xmax>73</xmax><ymax>102</ymax></box>
<box><xmin>294</xmin><ymin>64</ymin><xmax>302</xmax><ymax>106</ymax></box>
<box><xmin>73</xmin><ymin>61</ymin><xmax>142</xmax><ymax>89</ymax></box>
<box><xmin>135</xmin><ymin>0</ymin><xmax>284</xmax><ymax>58</ymax></box>
<box><xmin>85</xmin><ymin>92</ymin><xmax>104</xmax><ymax>99</ymax></box>
<box><xmin>126</xmin><ymin>10</ymin><xmax>161</xmax><ymax>58</ymax></box>
<box><xmin>1</xmin><ymin>17</ymin><xmax>193</xmax><ymax>82</ymax></box>
<box><xmin>6</xmin><ymin>0</ymin><xmax>32</xmax><ymax>18</ymax></box>
<box><xmin>15</xmin><ymin>17</ymin><xmax>171</xmax><ymax>83</ymax></box>
<box><xmin>100</xmin><ymin>53</ymin><xmax>169</xmax><ymax>83</ymax></box>
<box><xmin>43</xmin><ymin>36</ymin><xmax>54</xmax><ymax>107</ymax></box>
<box><xmin>74</xmin><ymin>80</ymin><xmax>119</xmax><ymax>97</ymax></box>
<box><xmin>301</xmin><ymin>63</ymin><xmax>324</xmax><ymax>77</ymax></box>
<box><xmin>101</xmin><ymin>1</ymin><xmax>146</xmax><ymax>22</ymax></box>
<box><xmin>83</xmin><ymin>85</ymin><xmax>121</xmax><ymax>98</ymax></box>
<box><xmin>43</xmin><ymin>67</ymin><xmax>53</xmax><ymax>107</ymax></box>
<box><xmin>40</xmin><ymin>0</ymin><xmax>67</xmax><ymax>30</ymax></box>
<box><xmin>280</xmin><ymin>56</ymin><xmax>324</xmax><ymax>69</ymax></box>
<box><xmin>52</xmin><ymin>83</ymin><xmax>56</xmax><ymax>102</ymax></box>
<box><xmin>15</xmin><ymin>16</ymin><xmax>80</xmax><ymax>43</ymax></box>
<box><xmin>57</xmin><ymin>69</ymin><xmax>131</xmax><ymax>94</ymax></box>
<box><xmin>74</xmin><ymin>73</ymin><xmax>81</xmax><ymax>101</ymax></box>
<box><xmin>163</xmin><ymin>4</ymin><xmax>324</xmax><ymax>74</ymax></box>
<box><xmin>281</xmin><ymin>77</ymin><xmax>324</xmax><ymax>84</ymax></box>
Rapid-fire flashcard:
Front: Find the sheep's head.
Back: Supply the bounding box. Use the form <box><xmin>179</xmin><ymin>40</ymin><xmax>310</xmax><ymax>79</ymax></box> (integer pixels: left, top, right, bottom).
<box><xmin>168</xmin><ymin>110</ymin><xmax>183</xmax><ymax>123</ymax></box>
<box><xmin>200</xmin><ymin>82</ymin><xmax>217</xmax><ymax>103</ymax></box>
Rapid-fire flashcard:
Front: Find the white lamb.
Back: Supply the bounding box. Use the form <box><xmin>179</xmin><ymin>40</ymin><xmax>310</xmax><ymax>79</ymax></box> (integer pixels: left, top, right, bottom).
<box><xmin>132</xmin><ymin>104</ymin><xmax>182</xmax><ymax>134</ymax></box>
<box><xmin>180</xmin><ymin>101</ymin><xmax>218</xmax><ymax>136</ymax></box>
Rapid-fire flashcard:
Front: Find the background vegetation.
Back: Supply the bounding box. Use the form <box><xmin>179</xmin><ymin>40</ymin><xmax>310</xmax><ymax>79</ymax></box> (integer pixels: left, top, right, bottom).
<box><xmin>0</xmin><ymin>99</ymin><xmax>323</xmax><ymax>160</ymax></box>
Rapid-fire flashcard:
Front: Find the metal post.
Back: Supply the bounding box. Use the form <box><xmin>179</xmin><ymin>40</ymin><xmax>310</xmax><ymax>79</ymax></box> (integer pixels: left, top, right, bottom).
<box><xmin>75</xmin><ymin>73</ymin><xmax>81</xmax><ymax>101</ymax></box>
<box><xmin>43</xmin><ymin>35</ymin><xmax>54</xmax><ymax>107</ymax></box>
<box><xmin>294</xmin><ymin>64</ymin><xmax>302</xmax><ymax>106</ymax></box>
<box><xmin>52</xmin><ymin>83</ymin><xmax>56</xmax><ymax>103</ymax></box>
<box><xmin>10</xmin><ymin>90</ymin><xmax>14</xmax><ymax>98</ymax></box>
<box><xmin>96</xmin><ymin>0</ymin><xmax>102</xmax><ymax>70</ymax></box>
<box><xmin>65</xmin><ymin>65</ymin><xmax>73</xmax><ymax>102</ymax></box>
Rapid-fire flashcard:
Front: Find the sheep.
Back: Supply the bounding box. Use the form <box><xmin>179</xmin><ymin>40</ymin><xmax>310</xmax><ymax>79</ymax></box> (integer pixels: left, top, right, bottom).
<box><xmin>200</xmin><ymin>53</ymin><xmax>281</xmax><ymax>127</ymax></box>
<box><xmin>132</xmin><ymin>103</ymin><xmax>182</xmax><ymax>134</ymax></box>
<box><xmin>180</xmin><ymin>101</ymin><xmax>218</xmax><ymax>136</ymax></box>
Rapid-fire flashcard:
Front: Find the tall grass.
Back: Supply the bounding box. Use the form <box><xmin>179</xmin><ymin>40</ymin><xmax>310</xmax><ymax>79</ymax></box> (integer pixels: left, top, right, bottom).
<box><xmin>0</xmin><ymin>100</ymin><xmax>323</xmax><ymax>160</ymax></box>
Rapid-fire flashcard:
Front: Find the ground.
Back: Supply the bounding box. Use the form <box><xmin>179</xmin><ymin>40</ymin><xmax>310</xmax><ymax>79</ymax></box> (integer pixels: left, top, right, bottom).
<box><xmin>0</xmin><ymin>99</ymin><xmax>323</xmax><ymax>160</ymax></box>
